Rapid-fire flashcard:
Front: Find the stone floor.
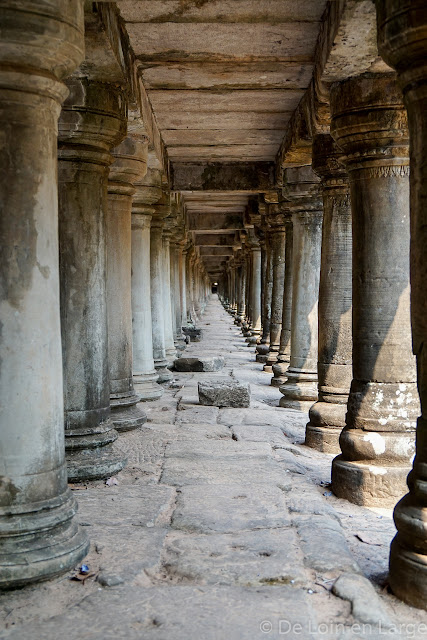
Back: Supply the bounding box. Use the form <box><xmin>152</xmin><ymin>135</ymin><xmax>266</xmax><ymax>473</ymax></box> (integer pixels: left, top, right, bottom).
<box><xmin>1</xmin><ymin>296</ymin><xmax>427</xmax><ymax>639</ymax></box>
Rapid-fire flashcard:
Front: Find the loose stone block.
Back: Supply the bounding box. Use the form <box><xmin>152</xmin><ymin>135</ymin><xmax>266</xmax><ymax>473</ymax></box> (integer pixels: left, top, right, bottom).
<box><xmin>173</xmin><ymin>356</ymin><xmax>224</xmax><ymax>372</ymax></box>
<box><xmin>182</xmin><ymin>326</ymin><xmax>203</xmax><ymax>342</ymax></box>
<box><xmin>198</xmin><ymin>379</ymin><xmax>250</xmax><ymax>407</ymax></box>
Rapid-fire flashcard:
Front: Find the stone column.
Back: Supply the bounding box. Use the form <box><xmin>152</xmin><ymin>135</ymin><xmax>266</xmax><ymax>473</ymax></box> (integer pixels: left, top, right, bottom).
<box><xmin>131</xmin><ymin>170</ymin><xmax>163</xmax><ymax>401</ymax></box>
<box><xmin>235</xmin><ymin>255</ymin><xmax>246</xmax><ymax>326</ymax></box>
<box><xmin>264</xmin><ymin>209</ymin><xmax>286</xmax><ymax>373</ymax></box>
<box><xmin>248</xmin><ymin>242</ymin><xmax>262</xmax><ymax>344</ymax></box>
<box><xmin>58</xmin><ymin>77</ymin><xmax>127</xmax><ymax>481</ymax></box>
<box><xmin>279</xmin><ymin>167</ymin><xmax>323</xmax><ymax>411</ymax></box>
<box><xmin>305</xmin><ymin>134</ymin><xmax>353</xmax><ymax>452</ymax></box>
<box><xmin>330</xmin><ymin>73</ymin><xmax>418</xmax><ymax>507</ymax></box>
<box><xmin>0</xmin><ymin>0</ymin><xmax>89</xmax><ymax>588</ymax></box>
<box><xmin>271</xmin><ymin>217</ymin><xmax>293</xmax><ymax>387</ymax></box>
<box><xmin>173</xmin><ymin>240</ymin><xmax>186</xmax><ymax>350</ymax></box>
<box><xmin>162</xmin><ymin>219</ymin><xmax>177</xmax><ymax>363</ymax></box>
<box><xmin>256</xmin><ymin>230</ymin><xmax>273</xmax><ymax>363</ymax></box>
<box><xmin>151</xmin><ymin>198</ymin><xmax>173</xmax><ymax>382</ymax></box>
<box><xmin>106</xmin><ymin>137</ymin><xmax>148</xmax><ymax>431</ymax></box>
<box><xmin>377</xmin><ymin>0</ymin><xmax>427</xmax><ymax>609</ymax></box>
<box><xmin>180</xmin><ymin>245</ymin><xmax>189</xmax><ymax>328</ymax></box>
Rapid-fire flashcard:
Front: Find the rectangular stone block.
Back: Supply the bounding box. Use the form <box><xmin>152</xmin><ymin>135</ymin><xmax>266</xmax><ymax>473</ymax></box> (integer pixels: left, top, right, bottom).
<box><xmin>182</xmin><ymin>326</ymin><xmax>202</xmax><ymax>342</ymax></box>
<box><xmin>174</xmin><ymin>356</ymin><xmax>224</xmax><ymax>372</ymax></box>
<box><xmin>198</xmin><ymin>379</ymin><xmax>250</xmax><ymax>407</ymax></box>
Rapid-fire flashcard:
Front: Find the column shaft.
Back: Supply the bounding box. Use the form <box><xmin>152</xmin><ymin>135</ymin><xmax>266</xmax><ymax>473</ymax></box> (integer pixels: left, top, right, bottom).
<box><xmin>0</xmin><ymin>0</ymin><xmax>88</xmax><ymax>587</ymax></box>
<box><xmin>305</xmin><ymin>134</ymin><xmax>353</xmax><ymax>452</ymax></box>
<box><xmin>330</xmin><ymin>73</ymin><xmax>418</xmax><ymax>507</ymax></box>
<box><xmin>256</xmin><ymin>231</ymin><xmax>273</xmax><ymax>362</ymax></box>
<box><xmin>271</xmin><ymin>219</ymin><xmax>293</xmax><ymax>387</ymax></box>
<box><xmin>377</xmin><ymin>1</ymin><xmax>427</xmax><ymax>607</ymax></box>
<box><xmin>279</xmin><ymin>167</ymin><xmax>323</xmax><ymax>411</ymax></box>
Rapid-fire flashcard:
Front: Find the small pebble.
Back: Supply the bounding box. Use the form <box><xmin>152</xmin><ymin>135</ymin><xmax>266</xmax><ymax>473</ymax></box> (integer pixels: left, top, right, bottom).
<box><xmin>98</xmin><ymin>573</ymin><xmax>124</xmax><ymax>587</ymax></box>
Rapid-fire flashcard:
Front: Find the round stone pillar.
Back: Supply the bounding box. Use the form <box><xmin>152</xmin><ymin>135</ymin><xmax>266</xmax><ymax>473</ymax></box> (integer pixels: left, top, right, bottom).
<box><xmin>271</xmin><ymin>218</ymin><xmax>293</xmax><ymax>387</ymax></box>
<box><xmin>162</xmin><ymin>222</ymin><xmax>178</xmax><ymax>363</ymax></box>
<box><xmin>305</xmin><ymin>134</ymin><xmax>353</xmax><ymax>452</ymax></box>
<box><xmin>106</xmin><ymin>137</ymin><xmax>148</xmax><ymax>431</ymax></box>
<box><xmin>264</xmin><ymin>209</ymin><xmax>287</xmax><ymax>373</ymax></box>
<box><xmin>58</xmin><ymin>78</ymin><xmax>127</xmax><ymax>481</ymax></box>
<box><xmin>131</xmin><ymin>169</ymin><xmax>163</xmax><ymax>401</ymax></box>
<box><xmin>376</xmin><ymin>1</ymin><xmax>427</xmax><ymax>608</ymax></box>
<box><xmin>248</xmin><ymin>243</ymin><xmax>262</xmax><ymax>344</ymax></box>
<box><xmin>0</xmin><ymin>0</ymin><xmax>89</xmax><ymax>588</ymax></box>
<box><xmin>151</xmin><ymin>198</ymin><xmax>173</xmax><ymax>382</ymax></box>
<box><xmin>279</xmin><ymin>167</ymin><xmax>323</xmax><ymax>411</ymax></box>
<box><xmin>256</xmin><ymin>231</ymin><xmax>273</xmax><ymax>363</ymax></box>
<box><xmin>180</xmin><ymin>245</ymin><xmax>189</xmax><ymax>328</ymax></box>
<box><xmin>330</xmin><ymin>73</ymin><xmax>418</xmax><ymax>507</ymax></box>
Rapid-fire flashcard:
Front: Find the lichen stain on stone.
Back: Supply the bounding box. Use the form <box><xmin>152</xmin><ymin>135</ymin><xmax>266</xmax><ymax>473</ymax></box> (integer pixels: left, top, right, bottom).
<box><xmin>0</xmin><ymin>476</ymin><xmax>21</xmax><ymax>507</ymax></box>
<box><xmin>37</xmin><ymin>261</ymin><xmax>50</xmax><ymax>279</ymax></box>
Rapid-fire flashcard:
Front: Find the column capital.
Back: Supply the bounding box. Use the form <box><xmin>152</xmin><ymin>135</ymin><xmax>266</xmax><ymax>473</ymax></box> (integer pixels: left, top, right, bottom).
<box><xmin>108</xmin><ymin>137</ymin><xmax>148</xmax><ymax>197</ymax></box>
<box><xmin>330</xmin><ymin>73</ymin><xmax>409</xmax><ymax>175</ymax></box>
<box><xmin>283</xmin><ymin>166</ymin><xmax>323</xmax><ymax>219</ymax></box>
<box><xmin>312</xmin><ymin>133</ymin><xmax>350</xmax><ymax>204</ymax></box>
<box><xmin>58</xmin><ymin>77</ymin><xmax>127</xmax><ymax>166</ymax></box>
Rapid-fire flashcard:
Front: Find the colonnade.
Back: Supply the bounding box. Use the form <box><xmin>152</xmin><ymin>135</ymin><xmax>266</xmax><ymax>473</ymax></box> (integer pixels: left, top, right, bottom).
<box><xmin>0</xmin><ymin>0</ymin><xmax>210</xmax><ymax>589</ymax></box>
<box><xmin>2</xmin><ymin>0</ymin><xmax>427</xmax><ymax>613</ymax></box>
<box><xmin>218</xmin><ymin>0</ymin><xmax>427</xmax><ymax>609</ymax></box>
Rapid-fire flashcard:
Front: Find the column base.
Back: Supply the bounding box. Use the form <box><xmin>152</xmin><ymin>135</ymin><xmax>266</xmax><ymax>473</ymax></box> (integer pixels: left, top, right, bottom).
<box><xmin>134</xmin><ymin>371</ymin><xmax>164</xmax><ymax>401</ymax></box>
<box><xmin>263</xmin><ymin>349</ymin><xmax>279</xmax><ymax>373</ymax></box>
<box><xmin>256</xmin><ymin>354</ymin><xmax>268</xmax><ymax>364</ymax></box>
<box><xmin>155</xmin><ymin>360</ymin><xmax>173</xmax><ymax>382</ymax></box>
<box><xmin>279</xmin><ymin>368</ymin><xmax>318</xmax><ymax>411</ymax></box>
<box><xmin>165</xmin><ymin>347</ymin><xmax>177</xmax><ymax>363</ymax></box>
<box><xmin>305</xmin><ymin>400</ymin><xmax>347</xmax><ymax>453</ymax></box>
<box><xmin>331</xmin><ymin>455</ymin><xmax>410</xmax><ymax>507</ymax></box>
<box><xmin>389</xmin><ymin>535</ymin><xmax>427</xmax><ymax>610</ymax></box>
<box><xmin>0</xmin><ymin>492</ymin><xmax>89</xmax><ymax>589</ymax></box>
<box><xmin>110</xmin><ymin>392</ymin><xmax>147</xmax><ymax>432</ymax></box>
<box><xmin>304</xmin><ymin>424</ymin><xmax>342</xmax><ymax>453</ymax></box>
<box><xmin>66</xmin><ymin>443</ymin><xmax>127</xmax><ymax>482</ymax></box>
<box><xmin>271</xmin><ymin>358</ymin><xmax>289</xmax><ymax>387</ymax></box>
<box><xmin>175</xmin><ymin>337</ymin><xmax>187</xmax><ymax>353</ymax></box>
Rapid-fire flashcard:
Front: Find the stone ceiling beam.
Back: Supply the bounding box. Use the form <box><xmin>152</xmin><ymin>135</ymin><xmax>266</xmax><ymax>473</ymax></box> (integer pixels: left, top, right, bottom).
<box><xmin>188</xmin><ymin>213</ymin><xmax>243</xmax><ymax>232</ymax></box>
<box><xmin>172</xmin><ymin>162</ymin><xmax>275</xmax><ymax>192</ymax></box>
<box><xmin>194</xmin><ymin>233</ymin><xmax>237</xmax><ymax>247</ymax></box>
<box><xmin>199</xmin><ymin>247</ymin><xmax>233</xmax><ymax>257</ymax></box>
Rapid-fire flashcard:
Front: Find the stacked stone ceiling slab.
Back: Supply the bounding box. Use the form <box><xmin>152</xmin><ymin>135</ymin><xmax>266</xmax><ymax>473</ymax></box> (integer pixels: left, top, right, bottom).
<box><xmin>115</xmin><ymin>0</ymin><xmax>328</xmax><ymax>276</ymax></box>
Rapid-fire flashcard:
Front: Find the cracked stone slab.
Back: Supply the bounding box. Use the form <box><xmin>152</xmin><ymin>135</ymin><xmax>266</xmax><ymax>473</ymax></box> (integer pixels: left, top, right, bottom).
<box><xmin>175</xmin><ymin>405</ymin><xmax>220</xmax><ymax>424</ymax></box>
<box><xmin>198</xmin><ymin>379</ymin><xmax>251</xmax><ymax>408</ymax></box>
<box><xmin>218</xmin><ymin>408</ymin><xmax>307</xmax><ymax>438</ymax></box>
<box><xmin>172</xmin><ymin>483</ymin><xmax>290</xmax><ymax>533</ymax></box>
<box><xmin>174</xmin><ymin>422</ymin><xmax>232</xmax><ymax>441</ymax></box>
<box><xmin>165</xmin><ymin>440</ymin><xmax>272</xmax><ymax>459</ymax></box>
<box><xmin>6</xmin><ymin>585</ymin><xmax>315</xmax><ymax>640</ymax></box>
<box><xmin>163</xmin><ymin>529</ymin><xmax>307</xmax><ymax>586</ymax></box>
<box><xmin>293</xmin><ymin>514</ymin><xmax>361</xmax><ymax>574</ymax></box>
<box><xmin>91</xmin><ymin>526</ymin><xmax>168</xmax><ymax>582</ymax></box>
<box><xmin>173</xmin><ymin>356</ymin><xmax>225</xmax><ymax>372</ymax></box>
<box><xmin>332</xmin><ymin>573</ymin><xmax>393</xmax><ymax>627</ymax></box>
<box><xmin>77</xmin><ymin>485</ymin><xmax>176</xmax><ymax>528</ymax></box>
<box><xmin>161</xmin><ymin>455</ymin><xmax>291</xmax><ymax>487</ymax></box>
<box><xmin>231</xmin><ymin>424</ymin><xmax>289</xmax><ymax>448</ymax></box>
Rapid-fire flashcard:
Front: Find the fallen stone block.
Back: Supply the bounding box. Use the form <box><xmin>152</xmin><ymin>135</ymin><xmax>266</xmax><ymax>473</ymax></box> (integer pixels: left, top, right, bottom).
<box><xmin>173</xmin><ymin>356</ymin><xmax>225</xmax><ymax>372</ymax></box>
<box><xmin>182</xmin><ymin>326</ymin><xmax>202</xmax><ymax>342</ymax></box>
<box><xmin>198</xmin><ymin>379</ymin><xmax>250</xmax><ymax>408</ymax></box>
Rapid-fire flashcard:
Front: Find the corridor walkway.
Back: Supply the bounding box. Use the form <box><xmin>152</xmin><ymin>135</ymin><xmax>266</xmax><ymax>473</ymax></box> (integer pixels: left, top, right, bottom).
<box><xmin>1</xmin><ymin>297</ymin><xmax>426</xmax><ymax>639</ymax></box>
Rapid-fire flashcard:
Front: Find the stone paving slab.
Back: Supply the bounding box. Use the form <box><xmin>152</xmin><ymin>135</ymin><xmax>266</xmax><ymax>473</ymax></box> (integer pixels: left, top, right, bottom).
<box><xmin>173</xmin><ymin>422</ymin><xmax>232</xmax><ymax>440</ymax></box>
<box><xmin>165</xmin><ymin>440</ymin><xmax>272</xmax><ymax>459</ymax></box>
<box><xmin>231</xmin><ymin>424</ymin><xmax>288</xmax><ymax>448</ymax></box>
<box><xmin>4</xmin><ymin>585</ymin><xmax>316</xmax><ymax>640</ymax></box>
<box><xmin>161</xmin><ymin>455</ymin><xmax>291</xmax><ymax>487</ymax></box>
<box><xmin>218</xmin><ymin>407</ymin><xmax>307</xmax><ymax>435</ymax></box>
<box><xmin>77</xmin><ymin>485</ymin><xmax>176</xmax><ymax>528</ymax></box>
<box><xmin>171</xmin><ymin>483</ymin><xmax>291</xmax><ymax>533</ymax></box>
<box><xmin>163</xmin><ymin>529</ymin><xmax>307</xmax><ymax>586</ymax></box>
<box><xmin>175</xmin><ymin>405</ymin><xmax>219</xmax><ymax>424</ymax></box>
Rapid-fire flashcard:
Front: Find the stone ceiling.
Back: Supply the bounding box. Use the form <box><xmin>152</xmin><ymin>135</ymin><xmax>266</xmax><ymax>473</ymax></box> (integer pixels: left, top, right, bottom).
<box><xmin>115</xmin><ymin>0</ymin><xmax>329</xmax><ymax>275</ymax></box>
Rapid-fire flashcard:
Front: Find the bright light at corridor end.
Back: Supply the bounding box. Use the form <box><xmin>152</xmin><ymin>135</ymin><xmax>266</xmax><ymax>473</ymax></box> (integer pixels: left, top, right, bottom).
<box><xmin>213</xmin><ymin>282</ymin><xmax>218</xmax><ymax>286</ymax></box>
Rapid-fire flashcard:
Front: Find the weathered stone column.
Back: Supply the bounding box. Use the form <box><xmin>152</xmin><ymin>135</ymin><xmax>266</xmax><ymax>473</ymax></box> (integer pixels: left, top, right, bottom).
<box><xmin>162</xmin><ymin>217</ymin><xmax>177</xmax><ymax>363</ymax></box>
<box><xmin>180</xmin><ymin>245</ymin><xmax>189</xmax><ymax>328</ymax></box>
<box><xmin>58</xmin><ymin>78</ymin><xmax>127</xmax><ymax>481</ymax></box>
<box><xmin>235</xmin><ymin>254</ymin><xmax>247</xmax><ymax>326</ymax></box>
<box><xmin>0</xmin><ymin>0</ymin><xmax>89</xmax><ymax>588</ymax></box>
<box><xmin>131</xmin><ymin>169</ymin><xmax>163</xmax><ymax>400</ymax></box>
<box><xmin>279</xmin><ymin>167</ymin><xmax>323</xmax><ymax>411</ymax></box>
<box><xmin>106</xmin><ymin>137</ymin><xmax>148</xmax><ymax>430</ymax></box>
<box><xmin>256</xmin><ymin>226</ymin><xmax>273</xmax><ymax>363</ymax></box>
<box><xmin>248</xmin><ymin>241</ymin><xmax>262</xmax><ymax>345</ymax></box>
<box><xmin>271</xmin><ymin>217</ymin><xmax>293</xmax><ymax>387</ymax></box>
<box><xmin>264</xmin><ymin>208</ymin><xmax>286</xmax><ymax>373</ymax></box>
<box><xmin>173</xmin><ymin>239</ymin><xmax>186</xmax><ymax>350</ymax></box>
<box><xmin>376</xmin><ymin>3</ymin><xmax>427</xmax><ymax>608</ymax></box>
<box><xmin>305</xmin><ymin>134</ymin><xmax>352</xmax><ymax>452</ymax></box>
<box><xmin>330</xmin><ymin>73</ymin><xmax>418</xmax><ymax>507</ymax></box>
<box><xmin>151</xmin><ymin>197</ymin><xmax>173</xmax><ymax>382</ymax></box>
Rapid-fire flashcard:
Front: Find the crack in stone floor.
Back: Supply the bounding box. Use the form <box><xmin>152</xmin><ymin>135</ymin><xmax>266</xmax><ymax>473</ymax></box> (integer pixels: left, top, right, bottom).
<box><xmin>1</xmin><ymin>297</ymin><xmax>427</xmax><ymax>639</ymax></box>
